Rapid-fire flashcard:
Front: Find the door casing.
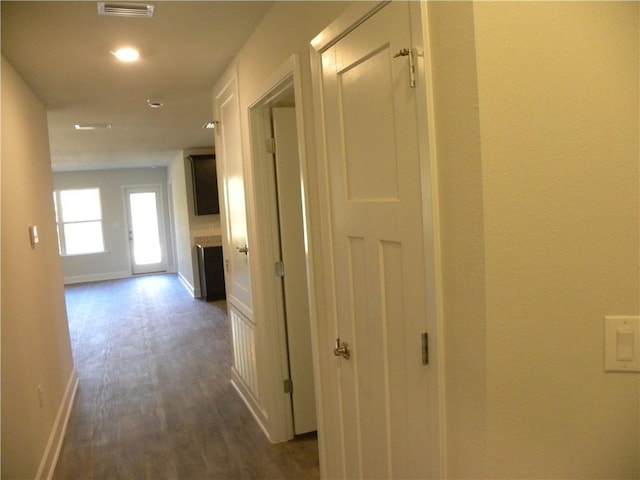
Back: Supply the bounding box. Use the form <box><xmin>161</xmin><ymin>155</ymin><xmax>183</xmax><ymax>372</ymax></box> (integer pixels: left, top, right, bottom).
<box><xmin>244</xmin><ymin>54</ymin><xmax>319</xmax><ymax>443</ymax></box>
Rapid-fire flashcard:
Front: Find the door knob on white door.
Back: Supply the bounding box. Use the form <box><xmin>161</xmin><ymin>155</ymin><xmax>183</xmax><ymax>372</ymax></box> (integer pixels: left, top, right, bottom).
<box><xmin>333</xmin><ymin>338</ymin><xmax>350</xmax><ymax>359</ymax></box>
<box><xmin>236</xmin><ymin>244</ymin><xmax>249</xmax><ymax>255</ymax></box>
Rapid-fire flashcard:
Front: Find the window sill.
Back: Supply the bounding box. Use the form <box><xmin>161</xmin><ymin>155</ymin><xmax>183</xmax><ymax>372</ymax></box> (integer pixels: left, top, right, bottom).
<box><xmin>60</xmin><ymin>251</ymin><xmax>110</xmax><ymax>258</ymax></box>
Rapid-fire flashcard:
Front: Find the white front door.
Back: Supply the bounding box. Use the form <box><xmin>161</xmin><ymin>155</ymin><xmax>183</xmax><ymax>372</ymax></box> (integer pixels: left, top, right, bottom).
<box><xmin>272</xmin><ymin>107</ymin><xmax>316</xmax><ymax>435</ymax></box>
<box><xmin>315</xmin><ymin>2</ymin><xmax>438</xmax><ymax>478</ymax></box>
<box><xmin>125</xmin><ymin>185</ymin><xmax>168</xmax><ymax>275</ymax></box>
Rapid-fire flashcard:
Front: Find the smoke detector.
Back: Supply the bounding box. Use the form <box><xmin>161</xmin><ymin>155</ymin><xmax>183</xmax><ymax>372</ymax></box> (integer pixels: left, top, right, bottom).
<box><xmin>97</xmin><ymin>2</ymin><xmax>155</xmax><ymax>18</ymax></box>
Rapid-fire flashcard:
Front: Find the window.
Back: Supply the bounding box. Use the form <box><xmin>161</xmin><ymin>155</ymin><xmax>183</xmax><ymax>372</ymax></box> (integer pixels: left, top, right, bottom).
<box><xmin>53</xmin><ymin>188</ymin><xmax>105</xmax><ymax>255</ymax></box>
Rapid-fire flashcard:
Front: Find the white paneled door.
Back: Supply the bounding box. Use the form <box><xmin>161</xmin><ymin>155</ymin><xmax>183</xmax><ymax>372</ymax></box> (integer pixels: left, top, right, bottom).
<box><xmin>315</xmin><ymin>2</ymin><xmax>439</xmax><ymax>478</ymax></box>
<box><xmin>215</xmin><ymin>74</ymin><xmax>260</xmax><ymax>419</ymax></box>
<box><xmin>215</xmin><ymin>76</ymin><xmax>253</xmax><ymax>314</ymax></box>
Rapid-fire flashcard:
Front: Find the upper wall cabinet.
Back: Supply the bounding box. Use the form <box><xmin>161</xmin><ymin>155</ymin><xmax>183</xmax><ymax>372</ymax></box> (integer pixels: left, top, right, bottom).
<box><xmin>189</xmin><ymin>154</ymin><xmax>220</xmax><ymax>215</ymax></box>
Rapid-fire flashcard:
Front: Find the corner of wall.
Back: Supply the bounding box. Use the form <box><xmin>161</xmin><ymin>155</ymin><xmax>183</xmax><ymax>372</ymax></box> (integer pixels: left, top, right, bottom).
<box><xmin>426</xmin><ymin>2</ymin><xmax>489</xmax><ymax>476</ymax></box>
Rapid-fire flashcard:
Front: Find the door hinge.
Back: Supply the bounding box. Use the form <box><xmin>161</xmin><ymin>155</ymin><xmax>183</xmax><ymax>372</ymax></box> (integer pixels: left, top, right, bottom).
<box><xmin>393</xmin><ymin>48</ymin><xmax>417</xmax><ymax>88</ymax></box>
<box><xmin>422</xmin><ymin>332</ymin><xmax>429</xmax><ymax>365</ymax></box>
<box><xmin>275</xmin><ymin>261</ymin><xmax>285</xmax><ymax>277</ymax></box>
<box><xmin>283</xmin><ymin>378</ymin><xmax>293</xmax><ymax>393</ymax></box>
<box><xmin>266</xmin><ymin>137</ymin><xmax>276</xmax><ymax>154</ymax></box>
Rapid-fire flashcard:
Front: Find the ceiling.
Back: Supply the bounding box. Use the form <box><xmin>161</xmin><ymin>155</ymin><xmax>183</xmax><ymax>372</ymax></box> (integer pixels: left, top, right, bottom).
<box><xmin>1</xmin><ymin>1</ymin><xmax>274</xmax><ymax>172</ymax></box>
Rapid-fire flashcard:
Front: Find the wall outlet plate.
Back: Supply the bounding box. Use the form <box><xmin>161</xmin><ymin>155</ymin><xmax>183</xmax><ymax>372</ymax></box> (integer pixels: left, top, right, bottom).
<box><xmin>604</xmin><ymin>316</ymin><xmax>640</xmax><ymax>372</ymax></box>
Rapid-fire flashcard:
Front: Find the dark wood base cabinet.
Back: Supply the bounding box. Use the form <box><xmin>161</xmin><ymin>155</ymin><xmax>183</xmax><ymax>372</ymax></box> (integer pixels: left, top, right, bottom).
<box><xmin>197</xmin><ymin>245</ymin><xmax>226</xmax><ymax>301</ymax></box>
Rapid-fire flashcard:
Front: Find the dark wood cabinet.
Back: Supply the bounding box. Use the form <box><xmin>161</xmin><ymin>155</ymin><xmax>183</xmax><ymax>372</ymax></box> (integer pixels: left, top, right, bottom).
<box><xmin>197</xmin><ymin>245</ymin><xmax>226</xmax><ymax>301</ymax></box>
<box><xmin>189</xmin><ymin>154</ymin><xmax>219</xmax><ymax>215</ymax></box>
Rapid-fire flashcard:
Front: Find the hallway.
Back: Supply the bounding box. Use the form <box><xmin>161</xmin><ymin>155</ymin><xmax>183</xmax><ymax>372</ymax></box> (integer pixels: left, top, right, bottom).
<box><xmin>53</xmin><ymin>274</ymin><xmax>319</xmax><ymax>479</ymax></box>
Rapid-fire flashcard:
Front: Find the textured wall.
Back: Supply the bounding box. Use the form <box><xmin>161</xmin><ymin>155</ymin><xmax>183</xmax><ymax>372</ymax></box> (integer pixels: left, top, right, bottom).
<box><xmin>168</xmin><ymin>152</ymin><xmax>195</xmax><ymax>290</ymax></box>
<box><xmin>430</xmin><ymin>2</ymin><xmax>639</xmax><ymax>477</ymax></box>
<box><xmin>427</xmin><ymin>3</ymin><xmax>488</xmax><ymax>476</ymax></box>
<box><xmin>476</xmin><ymin>3</ymin><xmax>639</xmax><ymax>477</ymax></box>
<box><xmin>1</xmin><ymin>56</ymin><xmax>75</xmax><ymax>479</ymax></box>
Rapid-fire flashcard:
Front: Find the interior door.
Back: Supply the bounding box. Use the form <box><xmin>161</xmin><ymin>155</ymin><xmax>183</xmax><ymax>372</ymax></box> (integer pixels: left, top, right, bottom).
<box><xmin>215</xmin><ymin>77</ymin><xmax>252</xmax><ymax>312</ymax></box>
<box><xmin>124</xmin><ymin>185</ymin><xmax>168</xmax><ymax>275</ymax></box>
<box><xmin>271</xmin><ymin>107</ymin><xmax>316</xmax><ymax>435</ymax></box>
<box><xmin>319</xmin><ymin>2</ymin><xmax>432</xmax><ymax>478</ymax></box>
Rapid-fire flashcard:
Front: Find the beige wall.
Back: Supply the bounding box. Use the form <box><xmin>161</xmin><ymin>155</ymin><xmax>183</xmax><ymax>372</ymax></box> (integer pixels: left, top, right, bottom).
<box><xmin>429</xmin><ymin>2</ymin><xmax>639</xmax><ymax>477</ymax></box>
<box><xmin>1</xmin><ymin>56</ymin><xmax>75</xmax><ymax>479</ymax></box>
<box><xmin>168</xmin><ymin>151</ymin><xmax>195</xmax><ymax>291</ymax></box>
<box><xmin>427</xmin><ymin>3</ymin><xmax>488</xmax><ymax>475</ymax></box>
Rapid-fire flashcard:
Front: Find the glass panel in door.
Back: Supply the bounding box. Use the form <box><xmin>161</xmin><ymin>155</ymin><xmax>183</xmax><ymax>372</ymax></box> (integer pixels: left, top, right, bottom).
<box><xmin>125</xmin><ymin>186</ymin><xmax>168</xmax><ymax>275</ymax></box>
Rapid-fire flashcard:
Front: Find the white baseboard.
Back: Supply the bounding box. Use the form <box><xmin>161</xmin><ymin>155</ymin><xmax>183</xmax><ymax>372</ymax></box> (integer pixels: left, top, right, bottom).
<box><xmin>64</xmin><ymin>270</ymin><xmax>131</xmax><ymax>285</ymax></box>
<box><xmin>178</xmin><ymin>272</ymin><xmax>200</xmax><ymax>297</ymax></box>
<box><xmin>64</xmin><ymin>271</ymin><xmax>184</xmax><ymax>286</ymax></box>
<box><xmin>230</xmin><ymin>372</ymin><xmax>272</xmax><ymax>442</ymax></box>
<box><xmin>36</xmin><ymin>368</ymin><xmax>79</xmax><ymax>480</ymax></box>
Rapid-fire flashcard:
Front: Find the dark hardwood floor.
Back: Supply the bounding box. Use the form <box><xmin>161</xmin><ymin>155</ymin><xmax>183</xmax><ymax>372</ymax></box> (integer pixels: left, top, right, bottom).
<box><xmin>53</xmin><ymin>274</ymin><xmax>319</xmax><ymax>480</ymax></box>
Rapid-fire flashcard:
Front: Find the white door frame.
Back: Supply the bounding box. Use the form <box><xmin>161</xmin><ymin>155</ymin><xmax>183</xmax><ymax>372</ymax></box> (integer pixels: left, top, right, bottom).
<box><xmin>245</xmin><ymin>54</ymin><xmax>319</xmax><ymax>443</ymax></box>
<box><xmin>308</xmin><ymin>1</ymin><xmax>446</xmax><ymax>477</ymax></box>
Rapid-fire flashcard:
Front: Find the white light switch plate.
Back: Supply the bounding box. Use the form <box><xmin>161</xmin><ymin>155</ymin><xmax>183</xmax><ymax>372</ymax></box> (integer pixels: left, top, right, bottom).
<box><xmin>605</xmin><ymin>316</ymin><xmax>640</xmax><ymax>372</ymax></box>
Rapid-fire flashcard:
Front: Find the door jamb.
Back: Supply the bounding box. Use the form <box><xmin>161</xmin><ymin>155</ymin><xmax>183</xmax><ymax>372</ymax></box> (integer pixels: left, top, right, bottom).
<box><xmin>246</xmin><ymin>54</ymin><xmax>319</xmax><ymax>444</ymax></box>
<box><xmin>413</xmin><ymin>3</ymin><xmax>448</xmax><ymax>475</ymax></box>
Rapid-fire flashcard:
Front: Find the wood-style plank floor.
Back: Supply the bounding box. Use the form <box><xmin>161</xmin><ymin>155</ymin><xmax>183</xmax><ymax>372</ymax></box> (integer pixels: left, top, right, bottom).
<box><xmin>53</xmin><ymin>274</ymin><xmax>319</xmax><ymax>480</ymax></box>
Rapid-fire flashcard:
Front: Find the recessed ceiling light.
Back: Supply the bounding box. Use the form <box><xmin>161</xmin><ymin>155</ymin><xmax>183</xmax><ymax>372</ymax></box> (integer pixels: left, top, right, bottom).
<box><xmin>113</xmin><ymin>47</ymin><xmax>140</xmax><ymax>62</ymax></box>
<box><xmin>74</xmin><ymin>123</ymin><xmax>112</xmax><ymax>130</ymax></box>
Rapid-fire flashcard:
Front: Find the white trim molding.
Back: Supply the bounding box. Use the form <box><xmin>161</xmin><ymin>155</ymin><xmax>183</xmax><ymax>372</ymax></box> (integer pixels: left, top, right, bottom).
<box><xmin>36</xmin><ymin>368</ymin><xmax>79</xmax><ymax>480</ymax></box>
<box><xmin>64</xmin><ymin>270</ymin><xmax>131</xmax><ymax>285</ymax></box>
<box><xmin>416</xmin><ymin>3</ymin><xmax>448</xmax><ymax>474</ymax></box>
<box><xmin>178</xmin><ymin>271</ymin><xmax>197</xmax><ymax>297</ymax></box>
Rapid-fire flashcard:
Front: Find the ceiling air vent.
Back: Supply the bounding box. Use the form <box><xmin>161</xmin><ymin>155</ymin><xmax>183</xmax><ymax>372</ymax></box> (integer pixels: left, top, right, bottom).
<box><xmin>97</xmin><ymin>2</ymin><xmax>155</xmax><ymax>18</ymax></box>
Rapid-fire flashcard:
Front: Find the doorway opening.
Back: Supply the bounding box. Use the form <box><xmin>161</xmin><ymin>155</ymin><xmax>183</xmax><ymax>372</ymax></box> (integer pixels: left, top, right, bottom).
<box><xmin>247</xmin><ymin>59</ymin><xmax>318</xmax><ymax>442</ymax></box>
